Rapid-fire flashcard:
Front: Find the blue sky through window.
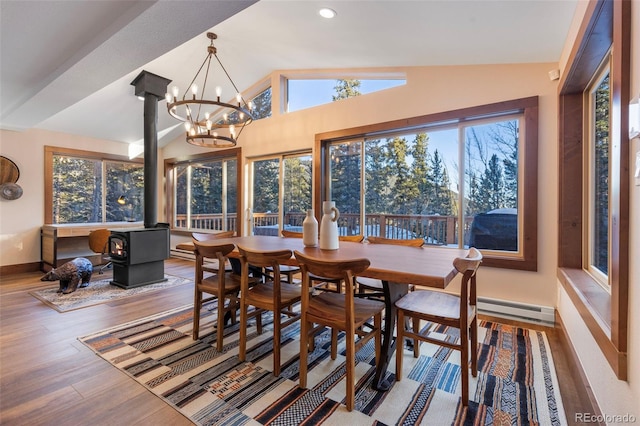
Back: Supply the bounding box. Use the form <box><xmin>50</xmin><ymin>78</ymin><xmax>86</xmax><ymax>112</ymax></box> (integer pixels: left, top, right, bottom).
<box><xmin>287</xmin><ymin>79</ymin><xmax>405</xmax><ymax>112</ymax></box>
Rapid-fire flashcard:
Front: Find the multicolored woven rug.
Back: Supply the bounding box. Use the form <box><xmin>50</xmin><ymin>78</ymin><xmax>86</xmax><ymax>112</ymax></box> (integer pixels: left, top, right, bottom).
<box><xmin>31</xmin><ymin>275</ymin><xmax>191</xmax><ymax>312</ymax></box>
<box><xmin>79</xmin><ymin>302</ymin><xmax>567</xmax><ymax>425</ymax></box>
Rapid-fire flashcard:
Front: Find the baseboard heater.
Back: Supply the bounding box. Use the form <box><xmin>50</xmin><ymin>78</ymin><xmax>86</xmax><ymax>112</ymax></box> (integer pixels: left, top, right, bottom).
<box><xmin>477</xmin><ymin>297</ymin><xmax>555</xmax><ymax>326</ymax></box>
<box><xmin>171</xmin><ymin>248</ymin><xmax>196</xmax><ymax>260</ymax></box>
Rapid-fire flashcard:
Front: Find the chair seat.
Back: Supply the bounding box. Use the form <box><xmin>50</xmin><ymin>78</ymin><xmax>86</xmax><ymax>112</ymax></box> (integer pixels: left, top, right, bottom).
<box><xmin>246</xmin><ymin>281</ymin><xmax>301</xmax><ymax>309</ymax></box>
<box><xmin>356</xmin><ymin>276</ymin><xmax>383</xmax><ymax>289</ymax></box>
<box><xmin>395</xmin><ymin>289</ymin><xmax>475</xmax><ymax>322</ymax></box>
<box><xmin>198</xmin><ymin>272</ymin><xmax>242</xmax><ymax>293</ymax></box>
<box><xmin>308</xmin><ymin>292</ymin><xmax>385</xmax><ymax>326</ymax></box>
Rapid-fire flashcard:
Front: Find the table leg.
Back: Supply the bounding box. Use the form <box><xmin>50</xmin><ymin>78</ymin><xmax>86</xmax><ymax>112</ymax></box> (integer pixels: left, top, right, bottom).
<box><xmin>372</xmin><ymin>280</ymin><xmax>409</xmax><ymax>391</ymax></box>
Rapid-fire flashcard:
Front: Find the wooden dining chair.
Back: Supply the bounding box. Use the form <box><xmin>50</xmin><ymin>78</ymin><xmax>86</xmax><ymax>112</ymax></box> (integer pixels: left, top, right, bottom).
<box><xmin>356</xmin><ymin>236</ymin><xmax>424</xmax><ymax>296</ymax></box>
<box><xmin>192</xmin><ymin>231</ymin><xmax>235</xmax><ymax>274</ymax></box>
<box><xmin>294</xmin><ymin>250</ymin><xmax>384</xmax><ymax>412</ymax></box>
<box><xmin>394</xmin><ymin>247</ymin><xmax>483</xmax><ymax>406</ymax></box>
<box><xmin>237</xmin><ymin>245</ymin><xmax>302</xmax><ymax>376</ymax></box>
<box><xmin>282</xmin><ymin>230</ymin><xmax>364</xmax><ymax>292</ymax></box>
<box><xmin>259</xmin><ymin>230</ymin><xmax>302</xmax><ymax>283</ymax></box>
<box><xmin>192</xmin><ymin>241</ymin><xmax>252</xmax><ymax>351</ymax></box>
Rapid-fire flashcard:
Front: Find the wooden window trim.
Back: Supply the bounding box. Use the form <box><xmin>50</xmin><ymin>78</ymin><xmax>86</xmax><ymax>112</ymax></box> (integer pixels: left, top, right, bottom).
<box><xmin>314</xmin><ymin>96</ymin><xmax>539</xmax><ymax>271</ymax></box>
<box><xmin>44</xmin><ymin>146</ymin><xmax>143</xmax><ymax>225</ymax></box>
<box><xmin>164</xmin><ymin>147</ymin><xmax>243</xmax><ymax>235</ymax></box>
<box><xmin>557</xmin><ymin>0</ymin><xmax>630</xmax><ymax>380</ymax></box>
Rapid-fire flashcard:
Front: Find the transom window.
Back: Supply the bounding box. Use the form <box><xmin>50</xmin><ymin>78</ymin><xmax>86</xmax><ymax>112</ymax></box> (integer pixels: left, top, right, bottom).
<box><xmin>287</xmin><ymin>78</ymin><xmax>405</xmax><ymax>112</ymax></box>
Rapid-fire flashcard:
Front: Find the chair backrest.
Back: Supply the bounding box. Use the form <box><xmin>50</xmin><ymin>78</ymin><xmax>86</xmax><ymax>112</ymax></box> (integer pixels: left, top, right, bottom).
<box><xmin>192</xmin><ymin>241</ymin><xmax>236</xmax><ymax>282</ymax></box>
<box><xmin>339</xmin><ymin>235</ymin><xmax>364</xmax><ymax>243</ymax></box>
<box><xmin>366</xmin><ymin>236</ymin><xmax>424</xmax><ymax>247</ymax></box>
<box><xmin>192</xmin><ymin>230</ymin><xmax>234</xmax><ymax>242</ymax></box>
<box><xmin>88</xmin><ymin>229</ymin><xmax>111</xmax><ymax>254</ymax></box>
<box><xmin>237</xmin><ymin>245</ymin><xmax>293</xmax><ymax>281</ymax></box>
<box><xmin>293</xmin><ymin>250</ymin><xmax>369</xmax><ymax>288</ymax></box>
<box><xmin>454</xmin><ymin>247</ymin><xmax>483</xmax><ymax>316</ymax></box>
<box><xmin>281</xmin><ymin>230</ymin><xmax>303</xmax><ymax>238</ymax></box>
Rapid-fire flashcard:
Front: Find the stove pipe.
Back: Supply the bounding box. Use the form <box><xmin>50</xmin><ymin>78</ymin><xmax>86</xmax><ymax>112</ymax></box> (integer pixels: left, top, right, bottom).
<box><xmin>131</xmin><ymin>71</ymin><xmax>171</xmax><ymax>228</ymax></box>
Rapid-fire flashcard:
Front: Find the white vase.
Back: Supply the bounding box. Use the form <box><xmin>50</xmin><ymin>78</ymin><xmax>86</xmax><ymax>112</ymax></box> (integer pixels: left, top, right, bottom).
<box><xmin>319</xmin><ymin>201</ymin><xmax>340</xmax><ymax>250</ymax></box>
<box><xmin>302</xmin><ymin>209</ymin><xmax>318</xmax><ymax>247</ymax></box>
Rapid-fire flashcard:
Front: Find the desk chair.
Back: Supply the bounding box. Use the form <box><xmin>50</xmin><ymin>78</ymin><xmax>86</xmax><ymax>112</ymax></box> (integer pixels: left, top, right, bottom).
<box><xmin>395</xmin><ymin>247</ymin><xmax>482</xmax><ymax>406</ymax></box>
<box><xmin>88</xmin><ymin>229</ymin><xmax>112</xmax><ymax>274</ymax></box>
<box><xmin>294</xmin><ymin>250</ymin><xmax>384</xmax><ymax>412</ymax></box>
<box><xmin>237</xmin><ymin>245</ymin><xmax>302</xmax><ymax>376</ymax></box>
<box><xmin>356</xmin><ymin>236</ymin><xmax>424</xmax><ymax>296</ymax></box>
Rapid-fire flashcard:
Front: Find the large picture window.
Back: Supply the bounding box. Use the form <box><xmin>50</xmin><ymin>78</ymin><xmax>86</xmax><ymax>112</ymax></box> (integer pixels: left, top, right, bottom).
<box><xmin>44</xmin><ymin>147</ymin><xmax>143</xmax><ymax>224</ymax></box>
<box><xmin>318</xmin><ymin>97</ymin><xmax>537</xmax><ymax>270</ymax></box>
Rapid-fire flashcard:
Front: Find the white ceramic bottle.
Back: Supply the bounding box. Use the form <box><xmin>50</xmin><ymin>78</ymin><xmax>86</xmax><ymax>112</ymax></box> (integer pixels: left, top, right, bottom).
<box><xmin>302</xmin><ymin>209</ymin><xmax>318</xmax><ymax>247</ymax></box>
<box><xmin>319</xmin><ymin>201</ymin><xmax>340</xmax><ymax>250</ymax></box>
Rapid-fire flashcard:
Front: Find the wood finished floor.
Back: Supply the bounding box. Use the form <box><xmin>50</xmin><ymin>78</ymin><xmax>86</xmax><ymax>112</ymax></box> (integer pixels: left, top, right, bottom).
<box><xmin>0</xmin><ymin>257</ymin><xmax>592</xmax><ymax>425</ymax></box>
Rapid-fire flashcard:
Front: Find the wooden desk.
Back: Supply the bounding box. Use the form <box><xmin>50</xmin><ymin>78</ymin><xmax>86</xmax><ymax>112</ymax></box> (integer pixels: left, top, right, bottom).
<box><xmin>41</xmin><ymin>222</ymin><xmax>142</xmax><ymax>272</ymax></box>
<box><xmin>198</xmin><ymin>235</ymin><xmax>467</xmax><ymax>391</ymax></box>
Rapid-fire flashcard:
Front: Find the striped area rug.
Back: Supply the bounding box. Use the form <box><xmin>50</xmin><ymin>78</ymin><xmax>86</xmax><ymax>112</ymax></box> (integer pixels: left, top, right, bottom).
<box><xmin>79</xmin><ymin>302</ymin><xmax>567</xmax><ymax>425</ymax></box>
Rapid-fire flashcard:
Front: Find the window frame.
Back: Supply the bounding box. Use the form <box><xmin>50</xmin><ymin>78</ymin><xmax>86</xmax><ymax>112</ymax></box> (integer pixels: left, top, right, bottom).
<box><xmin>585</xmin><ymin>56</ymin><xmax>612</xmax><ymax>288</ymax></box>
<box><xmin>557</xmin><ymin>0</ymin><xmax>630</xmax><ymax>380</ymax></box>
<box><xmin>44</xmin><ymin>146</ymin><xmax>143</xmax><ymax>225</ymax></box>
<box><xmin>164</xmin><ymin>147</ymin><xmax>243</xmax><ymax>236</ymax></box>
<box><xmin>315</xmin><ymin>96</ymin><xmax>538</xmax><ymax>271</ymax></box>
<box><xmin>247</xmin><ymin>150</ymin><xmax>313</xmax><ymax>235</ymax></box>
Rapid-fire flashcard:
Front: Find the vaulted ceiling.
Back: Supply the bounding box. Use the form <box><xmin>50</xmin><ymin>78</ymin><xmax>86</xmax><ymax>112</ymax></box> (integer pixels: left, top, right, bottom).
<box><xmin>0</xmin><ymin>0</ymin><xmax>577</xmax><ymax>147</ymax></box>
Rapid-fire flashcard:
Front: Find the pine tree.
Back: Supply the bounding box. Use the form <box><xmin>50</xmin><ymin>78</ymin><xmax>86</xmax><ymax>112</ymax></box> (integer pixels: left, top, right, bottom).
<box><xmin>410</xmin><ymin>133</ymin><xmax>431</xmax><ymax>214</ymax></box>
<box><xmin>332</xmin><ymin>79</ymin><xmax>361</xmax><ymax>100</ymax></box>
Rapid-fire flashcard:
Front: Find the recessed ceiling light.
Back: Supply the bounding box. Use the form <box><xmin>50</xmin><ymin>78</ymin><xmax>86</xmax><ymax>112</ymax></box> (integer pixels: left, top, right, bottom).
<box><xmin>319</xmin><ymin>8</ymin><xmax>337</xmax><ymax>19</ymax></box>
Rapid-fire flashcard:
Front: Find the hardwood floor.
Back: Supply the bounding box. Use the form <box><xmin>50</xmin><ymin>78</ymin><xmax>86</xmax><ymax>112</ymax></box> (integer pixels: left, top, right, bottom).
<box><xmin>0</xmin><ymin>258</ymin><xmax>594</xmax><ymax>425</ymax></box>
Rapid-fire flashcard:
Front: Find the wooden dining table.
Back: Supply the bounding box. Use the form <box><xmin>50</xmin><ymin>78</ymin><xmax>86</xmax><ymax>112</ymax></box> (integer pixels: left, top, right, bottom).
<box><xmin>194</xmin><ymin>235</ymin><xmax>467</xmax><ymax>391</ymax></box>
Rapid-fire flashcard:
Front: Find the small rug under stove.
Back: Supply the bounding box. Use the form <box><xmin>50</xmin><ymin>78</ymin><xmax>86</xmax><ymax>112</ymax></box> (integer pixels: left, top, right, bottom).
<box><xmin>30</xmin><ymin>275</ymin><xmax>192</xmax><ymax>312</ymax></box>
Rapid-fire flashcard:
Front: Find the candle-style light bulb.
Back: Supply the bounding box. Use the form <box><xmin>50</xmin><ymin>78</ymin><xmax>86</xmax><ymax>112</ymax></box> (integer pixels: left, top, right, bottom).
<box><xmin>236</xmin><ymin>93</ymin><xmax>242</xmax><ymax>105</ymax></box>
<box><xmin>189</xmin><ymin>128</ymin><xmax>196</xmax><ymax>136</ymax></box>
<box><xmin>215</xmin><ymin>86</ymin><xmax>222</xmax><ymax>101</ymax></box>
<box><xmin>191</xmin><ymin>84</ymin><xmax>198</xmax><ymax>99</ymax></box>
<box><xmin>223</xmin><ymin>113</ymin><xmax>228</xmax><ymax>122</ymax></box>
<box><xmin>230</xmin><ymin>125</ymin><xmax>236</xmax><ymax>137</ymax></box>
<box><xmin>184</xmin><ymin>122</ymin><xmax>191</xmax><ymax>131</ymax></box>
<box><xmin>206</xmin><ymin>120</ymin><xmax>212</xmax><ymax>130</ymax></box>
<box><xmin>165</xmin><ymin>93</ymin><xmax>172</xmax><ymax>103</ymax></box>
<box><xmin>172</xmin><ymin>86</ymin><xmax>179</xmax><ymax>98</ymax></box>
<box><xmin>248</xmin><ymin>101</ymin><xmax>254</xmax><ymax>110</ymax></box>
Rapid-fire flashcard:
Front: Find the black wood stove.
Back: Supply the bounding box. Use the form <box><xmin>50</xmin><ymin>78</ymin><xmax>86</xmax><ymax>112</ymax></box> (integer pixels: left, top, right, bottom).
<box><xmin>108</xmin><ymin>225</ymin><xmax>169</xmax><ymax>289</ymax></box>
<box><xmin>107</xmin><ymin>71</ymin><xmax>172</xmax><ymax>290</ymax></box>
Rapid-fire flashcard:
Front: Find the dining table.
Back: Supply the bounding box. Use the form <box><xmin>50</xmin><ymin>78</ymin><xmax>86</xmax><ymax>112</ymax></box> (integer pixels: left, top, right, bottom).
<box><xmin>192</xmin><ymin>235</ymin><xmax>468</xmax><ymax>391</ymax></box>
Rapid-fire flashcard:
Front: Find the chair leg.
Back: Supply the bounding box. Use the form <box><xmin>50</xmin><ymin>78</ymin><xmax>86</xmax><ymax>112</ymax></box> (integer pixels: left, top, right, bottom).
<box><xmin>299</xmin><ymin>317</ymin><xmax>309</xmax><ymax>388</ymax></box>
<box><xmin>412</xmin><ymin>317</ymin><xmax>420</xmax><ymax>358</ymax></box>
<box><xmin>460</xmin><ymin>324</ymin><xmax>469</xmax><ymax>406</ymax></box>
<box><xmin>345</xmin><ymin>326</ymin><xmax>356</xmax><ymax>412</ymax></box>
<box><xmin>396</xmin><ymin>309</ymin><xmax>404</xmax><ymax>380</ymax></box>
<box><xmin>239</xmin><ymin>300</ymin><xmax>247</xmax><ymax>362</ymax></box>
<box><xmin>273</xmin><ymin>309</ymin><xmax>282</xmax><ymax>376</ymax></box>
<box><xmin>216</xmin><ymin>296</ymin><xmax>225</xmax><ymax>352</ymax></box>
<box><xmin>193</xmin><ymin>291</ymin><xmax>202</xmax><ymax>340</ymax></box>
<box><xmin>471</xmin><ymin>316</ymin><xmax>478</xmax><ymax>377</ymax></box>
<box><xmin>374</xmin><ymin>313</ymin><xmax>382</xmax><ymax>367</ymax></box>
<box><xmin>330</xmin><ymin>328</ymin><xmax>338</xmax><ymax>359</ymax></box>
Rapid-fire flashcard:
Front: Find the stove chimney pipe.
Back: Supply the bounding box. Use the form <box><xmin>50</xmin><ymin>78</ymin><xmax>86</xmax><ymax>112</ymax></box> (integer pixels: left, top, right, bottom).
<box><xmin>131</xmin><ymin>71</ymin><xmax>171</xmax><ymax>228</ymax></box>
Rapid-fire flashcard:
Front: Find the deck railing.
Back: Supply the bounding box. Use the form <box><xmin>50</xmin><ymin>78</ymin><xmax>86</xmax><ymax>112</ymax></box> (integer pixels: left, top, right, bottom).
<box><xmin>175</xmin><ymin>212</ymin><xmax>473</xmax><ymax>245</ymax></box>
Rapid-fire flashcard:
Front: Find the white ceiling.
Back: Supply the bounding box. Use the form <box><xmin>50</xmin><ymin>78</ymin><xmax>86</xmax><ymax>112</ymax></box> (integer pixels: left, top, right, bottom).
<box><xmin>0</xmin><ymin>0</ymin><xmax>577</xmax><ymax>148</ymax></box>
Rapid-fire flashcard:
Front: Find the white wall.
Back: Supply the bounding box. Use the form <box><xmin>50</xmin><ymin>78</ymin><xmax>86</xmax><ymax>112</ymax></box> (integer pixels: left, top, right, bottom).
<box><xmin>0</xmin><ymin>129</ymin><xmax>164</xmax><ymax>267</ymax></box>
<box><xmin>554</xmin><ymin>2</ymin><xmax>640</xmax><ymax>423</ymax></box>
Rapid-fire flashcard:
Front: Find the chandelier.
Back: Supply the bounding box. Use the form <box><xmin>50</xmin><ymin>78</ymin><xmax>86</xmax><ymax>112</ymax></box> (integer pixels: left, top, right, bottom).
<box><xmin>165</xmin><ymin>32</ymin><xmax>254</xmax><ymax>147</ymax></box>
